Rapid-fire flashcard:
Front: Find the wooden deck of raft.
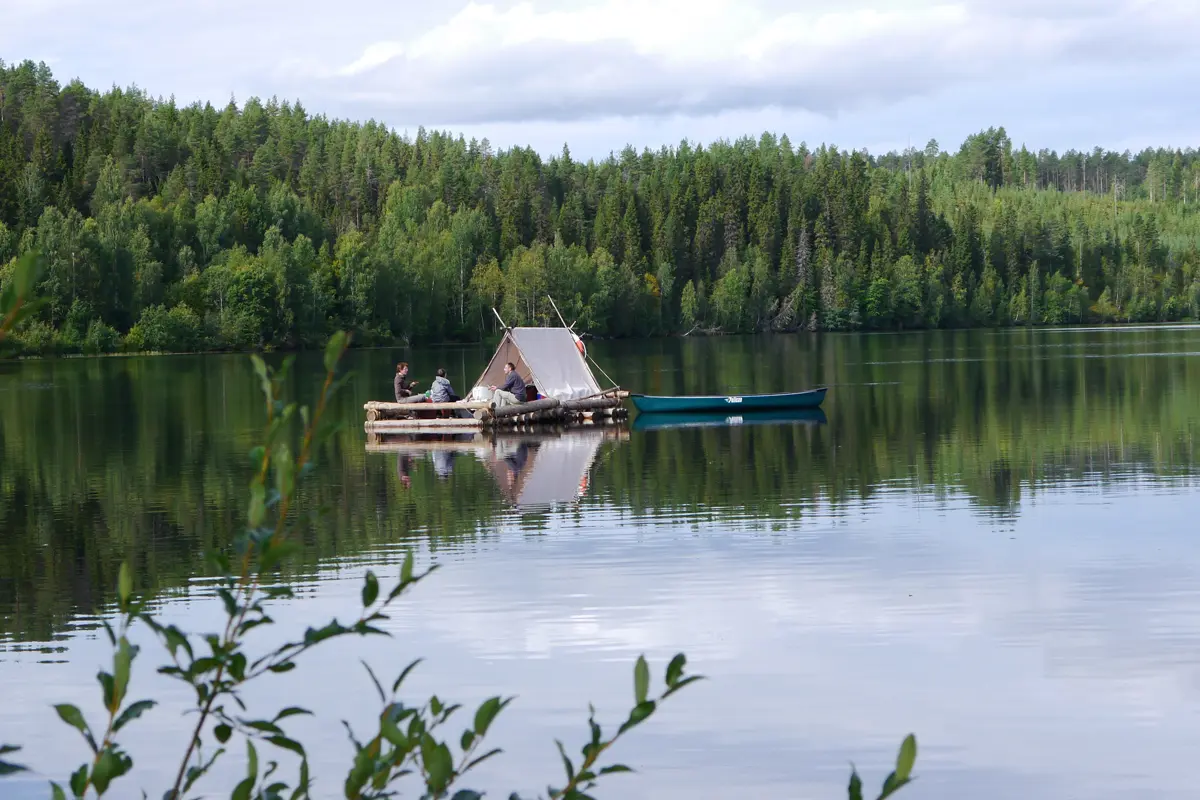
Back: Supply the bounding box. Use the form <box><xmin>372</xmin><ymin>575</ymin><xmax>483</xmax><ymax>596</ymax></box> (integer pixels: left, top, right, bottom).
<box><xmin>363</xmin><ymin>390</ymin><xmax>630</xmax><ymax>433</ymax></box>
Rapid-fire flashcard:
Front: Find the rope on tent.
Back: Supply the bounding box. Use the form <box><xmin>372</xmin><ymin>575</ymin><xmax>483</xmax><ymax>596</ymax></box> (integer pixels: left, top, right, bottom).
<box><xmin>587</xmin><ymin>351</ymin><xmax>621</xmax><ymax>393</ymax></box>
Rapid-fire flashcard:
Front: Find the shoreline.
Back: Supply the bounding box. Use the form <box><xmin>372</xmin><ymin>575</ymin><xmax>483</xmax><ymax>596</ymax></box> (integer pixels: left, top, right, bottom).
<box><xmin>5</xmin><ymin>319</ymin><xmax>1200</xmax><ymax>362</ymax></box>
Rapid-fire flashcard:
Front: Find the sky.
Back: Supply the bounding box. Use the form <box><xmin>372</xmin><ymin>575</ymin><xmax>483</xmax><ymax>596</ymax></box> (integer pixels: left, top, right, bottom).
<box><xmin>2</xmin><ymin>0</ymin><xmax>1198</xmax><ymax>160</ymax></box>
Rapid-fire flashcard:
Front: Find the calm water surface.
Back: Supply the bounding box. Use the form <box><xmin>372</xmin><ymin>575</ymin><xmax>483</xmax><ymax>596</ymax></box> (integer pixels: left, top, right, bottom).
<box><xmin>2</xmin><ymin>327</ymin><xmax>1200</xmax><ymax>799</ymax></box>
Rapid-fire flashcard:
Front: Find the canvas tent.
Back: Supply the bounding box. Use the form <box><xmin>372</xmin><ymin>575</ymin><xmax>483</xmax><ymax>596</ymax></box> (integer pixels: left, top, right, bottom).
<box><xmin>473</xmin><ymin>327</ymin><xmax>605</xmax><ymax>402</ymax></box>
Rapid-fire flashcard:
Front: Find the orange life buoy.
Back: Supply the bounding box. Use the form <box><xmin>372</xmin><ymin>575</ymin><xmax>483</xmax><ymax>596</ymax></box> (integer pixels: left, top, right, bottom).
<box><xmin>573</xmin><ymin>334</ymin><xmax>586</xmax><ymax>358</ymax></box>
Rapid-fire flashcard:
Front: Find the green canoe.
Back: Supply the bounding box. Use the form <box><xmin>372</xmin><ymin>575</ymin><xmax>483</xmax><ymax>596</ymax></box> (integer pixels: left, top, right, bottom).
<box><xmin>628</xmin><ymin>387</ymin><xmax>827</xmax><ymax>414</ymax></box>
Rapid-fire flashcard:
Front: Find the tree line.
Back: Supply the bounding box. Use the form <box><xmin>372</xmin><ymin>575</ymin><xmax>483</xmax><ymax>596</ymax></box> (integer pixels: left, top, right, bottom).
<box><xmin>1</xmin><ymin>58</ymin><xmax>1199</xmax><ymax>355</ymax></box>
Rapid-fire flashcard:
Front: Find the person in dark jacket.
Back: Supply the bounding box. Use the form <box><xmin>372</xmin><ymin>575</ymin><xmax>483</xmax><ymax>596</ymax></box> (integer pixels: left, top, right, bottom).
<box><xmin>394</xmin><ymin>362</ymin><xmax>419</xmax><ymax>401</ymax></box>
<box><xmin>490</xmin><ymin>362</ymin><xmax>526</xmax><ymax>403</ymax></box>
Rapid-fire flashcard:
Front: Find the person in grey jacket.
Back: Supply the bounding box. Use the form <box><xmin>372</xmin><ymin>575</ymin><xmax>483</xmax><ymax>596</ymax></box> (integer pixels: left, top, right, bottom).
<box><xmin>429</xmin><ymin>368</ymin><xmax>458</xmax><ymax>403</ymax></box>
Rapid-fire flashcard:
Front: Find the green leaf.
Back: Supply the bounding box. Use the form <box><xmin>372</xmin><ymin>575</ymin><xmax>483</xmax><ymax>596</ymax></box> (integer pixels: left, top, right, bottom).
<box><xmin>273</xmin><ymin>444</ymin><xmax>295</xmax><ymax>501</ymax></box>
<box><xmin>182</xmin><ymin>747</ymin><xmax>225</xmax><ymax>794</ymax></box>
<box><xmin>451</xmin><ymin>792</ymin><xmax>484</xmax><ymax>800</ymax></box>
<box><xmin>92</xmin><ymin>747</ymin><xmax>128</xmax><ymax>795</ymax></box>
<box><xmin>463</xmin><ymin>748</ymin><xmax>502</xmax><ymax>772</ymax></box>
<box><xmin>362</xmin><ymin>571</ymin><xmax>379</xmax><ymax>607</ymax></box>
<box><xmin>555</xmin><ymin>739</ymin><xmax>575</xmax><ymax>782</ymax></box>
<box><xmin>54</xmin><ymin>704</ymin><xmax>95</xmax><ymax>750</ymax></box>
<box><xmin>0</xmin><ymin>743</ymin><xmax>26</xmax><ymax>776</ymax></box>
<box><xmin>112</xmin><ymin>638</ymin><xmax>136</xmax><ymax>710</ymax></box>
<box><xmin>392</xmin><ymin>658</ymin><xmax>423</xmax><ymax>693</ymax></box>
<box><xmin>231</xmin><ymin>776</ymin><xmax>255</xmax><ymax>800</ymax></box>
<box><xmin>617</xmin><ymin>701</ymin><xmax>656</xmax><ymax>735</ymax></box>
<box><xmin>113</xmin><ymin>699</ymin><xmax>156</xmax><ymax>732</ymax></box>
<box><xmin>265</xmin><ymin>736</ymin><xmax>305</xmax><ymax>758</ymax></box>
<box><xmin>273</xmin><ymin>707</ymin><xmax>312</xmax><ymax>722</ymax></box>
<box><xmin>663</xmin><ymin>674</ymin><xmax>704</xmax><ymax>697</ymax></box>
<box><xmin>633</xmin><ymin>655</ymin><xmax>649</xmax><ymax>705</ymax></box>
<box><xmin>250</xmin><ymin>355</ymin><xmax>272</xmax><ymax>401</ymax></box>
<box><xmin>894</xmin><ymin>734</ymin><xmax>917</xmax><ymax>783</ymax></box>
<box><xmin>665</xmin><ymin>653</ymin><xmax>686</xmax><ymax>687</ymax></box>
<box><xmin>879</xmin><ymin>735</ymin><xmax>918</xmax><ymax>800</ymax></box>
<box><xmin>460</xmin><ymin>729</ymin><xmax>475</xmax><ymax>750</ymax></box>
<box><xmin>599</xmin><ymin>764</ymin><xmax>633</xmax><ymax>775</ymax></box>
<box><xmin>420</xmin><ymin>734</ymin><xmax>454</xmax><ymax>792</ymax></box>
<box><xmin>473</xmin><ymin>695</ymin><xmax>511</xmax><ymax>737</ymax></box>
<box><xmin>246</xmin><ymin>739</ymin><xmax>259</xmax><ymax>781</ymax></box>
<box><xmin>848</xmin><ymin>766</ymin><xmax>863</xmax><ymax>800</ymax></box>
<box><xmin>117</xmin><ymin>563</ymin><xmax>132</xmax><ymax>607</ymax></box>
<box><xmin>248</xmin><ymin>481</ymin><xmax>267</xmax><ymax>530</ymax></box>
<box><xmin>214</xmin><ymin>723</ymin><xmax>233</xmax><ymax>744</ymax></box>
<box><xmin>324</xmin><ymin>331</ymin><xmax>348</xmax><ymax>374</ymax></box>
<box><xmin>380</xmin><ymin>711</ymin><xmax>409</xmax><ymax>750</ymax></box>
<box><xmin>288</xmin><ymin>758</ymin><xmax>310</xmax><ymax>800</ymax></box>
<box><xmin>401</xmin><ymin>550</ymin><xmax>414</xmax><ymax>584</ymax></box>
<box><xmin>50</xmin><ymin>782</ymin><xmax>68</xmax><ymax>800</ymax></box>
<box><xmin>70</xmin><ymin>764</ymin><xmax>89</xmax><ymax>797</ymax></box>
<box><xmin>98</xmin><ymin>671</ymin><xmax>115</xmax><ymax>710</ymax></box>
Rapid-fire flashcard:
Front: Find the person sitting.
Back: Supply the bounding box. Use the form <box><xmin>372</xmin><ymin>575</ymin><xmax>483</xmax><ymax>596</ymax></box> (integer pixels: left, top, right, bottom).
<box><xmin>489</xmin><ymin>362</ymin><xmax>526</xmax><ymax>406</ymax></box>
<box><xmin>394</xmin><ymin>362</ymin><xmax>419</xmax><ymax>401</ymax></box>
<box><xmin>428</xmin><ymin>368</ymin><xmax>474</xmax><ymax>418</ymax></box>
<box><xmin>429</xmin><ymin>368</ymin><xmax>458</xmax><ymax>403</ymax></box>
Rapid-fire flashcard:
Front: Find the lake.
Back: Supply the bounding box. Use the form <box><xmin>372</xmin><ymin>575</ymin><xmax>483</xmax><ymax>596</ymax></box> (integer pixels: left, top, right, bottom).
<box><xmin>2</xmin><ymin>326</ymin><xmax>1199</xmax><ymax>800</ymax></box>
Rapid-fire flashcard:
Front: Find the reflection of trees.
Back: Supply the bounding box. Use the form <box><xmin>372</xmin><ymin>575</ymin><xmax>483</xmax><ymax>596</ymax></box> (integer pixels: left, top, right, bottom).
<box><xmin>602</xmin><ymin>328</ymin><xmax>1199</xmax><ymax>520</ymax></box>
<box><xmin>1</xmin><ymin>329</ymin><xmax>1197</xmax><ymax>641</ymax></box>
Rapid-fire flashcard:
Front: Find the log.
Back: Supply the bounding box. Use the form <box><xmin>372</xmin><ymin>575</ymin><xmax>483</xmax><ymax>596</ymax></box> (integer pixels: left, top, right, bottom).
<box><xmin>562</xmin><ymin>396</ymin><xmax>624</xmax><ymax>412</ymax></box>
<box><xmin>364</xmin><ymin>400</ymin><xmax>491</xmax><ymax>418</ymax></box>
<box><xmin>491</xmin><ymin>397</ymin><xmax>560</xmax><ymax>420</ymax></box>
<box><xmin>366</xmin><ymin>400</ymin><xmax>491</xmax><ymax>411</ymax></box>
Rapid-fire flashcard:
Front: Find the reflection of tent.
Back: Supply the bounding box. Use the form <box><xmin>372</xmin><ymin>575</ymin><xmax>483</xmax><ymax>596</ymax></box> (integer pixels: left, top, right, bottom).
<box><xmin>480</xmin><ymin>429</ymin><xmax>608</xmax><ymax>509</ymax></box>
<box><xmin>365</xmin><ymin>428</ymin><xmax>624</xmax><ymax>509</ymax></box>
<box><xmin>474</xmin><ymin>327</ymin><xmax>603</xmax><ymax>401</ymax></box>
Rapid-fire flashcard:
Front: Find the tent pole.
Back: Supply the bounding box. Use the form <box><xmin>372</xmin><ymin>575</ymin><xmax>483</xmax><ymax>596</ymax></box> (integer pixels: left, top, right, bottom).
<box><xmin>491</xmin><ymin>307</ymin><xmax>509</xmax><ymax>331</ymax></box>
<box><xmin>546</xmin><ymin>294</ymin><xmax>572</xmax><ymax>330</ymax></box>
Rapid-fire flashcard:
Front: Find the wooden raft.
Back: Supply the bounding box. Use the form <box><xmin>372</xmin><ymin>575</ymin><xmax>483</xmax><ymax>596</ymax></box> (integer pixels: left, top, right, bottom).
<box><xmin>363</xmin><ymin>390</ymin><xmax>630</xmax><ymax>433</ymax></box>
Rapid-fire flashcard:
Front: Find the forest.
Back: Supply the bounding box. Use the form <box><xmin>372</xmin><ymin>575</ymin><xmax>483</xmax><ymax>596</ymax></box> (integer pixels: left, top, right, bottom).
<box><xmin>1</xmin><ymin>58</ymin><xmax>1199</xmax><ymax>355</ymax></box>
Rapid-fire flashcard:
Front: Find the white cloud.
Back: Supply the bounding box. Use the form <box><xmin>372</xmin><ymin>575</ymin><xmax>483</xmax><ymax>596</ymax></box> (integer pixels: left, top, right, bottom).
<box><xmin>1</xmin><ymin>0</ymin><xmax>1198</xmax><ymax>158</ymax></box>
<box><xmin>281</xmin><ymin>0</ymin><xmax>1199</xmax><ymax>126</ymax></box>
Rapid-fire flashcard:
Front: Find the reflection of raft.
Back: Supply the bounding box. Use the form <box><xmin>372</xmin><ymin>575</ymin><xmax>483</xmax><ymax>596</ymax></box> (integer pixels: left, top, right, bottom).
<box><xmin>365</xmin><ymin>427</ymin><xmax>629</xmax><ymax>509</ymax></box>
<box><xmin>364</xmin><ymin>325</ymin><xmax>628</xmax><ymax>434</ymax></box>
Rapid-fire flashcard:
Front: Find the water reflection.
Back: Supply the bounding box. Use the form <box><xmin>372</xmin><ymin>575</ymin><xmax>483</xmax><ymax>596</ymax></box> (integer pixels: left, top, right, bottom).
<box><xmin>631</xmin><ymin>407</ymin><xmax>828</xmax><ymax>431</ymax></box>
<box><xmin>366</xmin><ymin>427</ymin><xmax>628</xmax><ymax>509</ymax></box>
<box><xmin>1</xmin><ymin>327</ymin><xmax>1199</xmax><ymax>799</ymax></box>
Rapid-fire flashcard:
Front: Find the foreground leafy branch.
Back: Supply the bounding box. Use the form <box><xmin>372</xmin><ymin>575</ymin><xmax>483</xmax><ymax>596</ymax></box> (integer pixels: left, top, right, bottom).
<box><xmin>0</xmin><ymin>304</ymin><xmax>918</xmax><ymax>796</ymax></box>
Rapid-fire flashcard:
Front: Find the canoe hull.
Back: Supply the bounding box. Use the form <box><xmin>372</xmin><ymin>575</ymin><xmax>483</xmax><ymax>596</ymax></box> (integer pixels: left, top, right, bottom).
<box><xmin>629</xmin><ymin>387</ymin><xmax>827</xmax><ymax>414</ymax></box>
